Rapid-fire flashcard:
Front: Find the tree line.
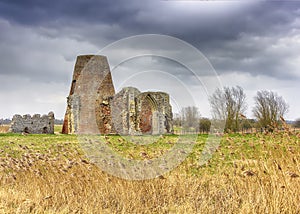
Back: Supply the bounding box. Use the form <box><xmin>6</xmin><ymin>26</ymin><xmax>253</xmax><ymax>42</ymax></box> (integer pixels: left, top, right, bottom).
<box><xmin>173</xmin><ymin>86</ymin><xmax>295</xmax><ymax>133</ymax></box>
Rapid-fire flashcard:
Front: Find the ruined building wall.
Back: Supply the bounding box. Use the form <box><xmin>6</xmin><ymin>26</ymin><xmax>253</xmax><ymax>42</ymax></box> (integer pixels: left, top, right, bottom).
<box><xmin>111</xmin><ymin>87</ymin><xmax>141</xmax><ymax>135</ymax></box>
<box><xmin>9</xmin><ymin>112</ymin><xmax>54</xmax><ymax>134</ymax></box>
<box><xmin>136</xmin><ymin>92</ymin><xmax>173</xmax><ymax>134</ymax></box>
<box><xmin>62</xmin><ymin>55</ymin><xmax>173</xmax><ymax>135</ymax></box>
<box><xmin>62</xmin><ymin>55</ymin><xmax>115</xmax><ymax>134</ymax></box>
<box><xmin>111</xmin><ymin>88</ymin><xmax>173</xmax><ymax>135</ymax></box>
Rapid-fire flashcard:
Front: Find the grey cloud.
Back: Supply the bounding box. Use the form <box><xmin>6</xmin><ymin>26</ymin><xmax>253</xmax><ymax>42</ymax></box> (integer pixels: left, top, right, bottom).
<box><xmin>0</xmin><ymin>18</ymin><xmax>99</xmax><ymax>83</ymax></box>
<box><xmin>0</xmin><ymin>0</ymin><xmax>300</xmax><ymax>119</ymax></box>
<box><xmin>0</xmin><ymin>0</ymin><xmax>140</xmax><ymax>26</ymax></box>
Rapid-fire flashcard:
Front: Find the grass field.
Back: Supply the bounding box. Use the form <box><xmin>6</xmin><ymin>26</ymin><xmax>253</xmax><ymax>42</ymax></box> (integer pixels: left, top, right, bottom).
<box><xmin>0</xmin><ymin>127</ymin><xmax>299</xmax><ymax>213</ymax></box>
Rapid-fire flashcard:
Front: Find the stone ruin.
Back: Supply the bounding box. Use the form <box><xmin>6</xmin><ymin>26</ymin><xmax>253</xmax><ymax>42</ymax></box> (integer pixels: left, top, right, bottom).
<box><xmin>62</xmin><ymin>55</ymin><xmax>173</xmax><ymax>135</ymax></box>
<box><xmin>9</xmin><ymin>112</ymin><xmax>55</xmax><ymax>134</ymax></box>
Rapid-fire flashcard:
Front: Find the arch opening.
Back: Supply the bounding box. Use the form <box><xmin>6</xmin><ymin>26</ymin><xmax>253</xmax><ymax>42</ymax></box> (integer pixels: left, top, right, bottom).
<box><xmin>24</xmin><ymin>127</ymin><xmax>29</xmax><ymax>134</ymax></box>
<box><xmin>43</xmin><ymin>127</ymin><xmax>48</xmax><ymax>133</ymax></box>
<box><xmin>139</xmin><ymin>95</ymin><xmax>158</xmax><ymax>134</ymax></box>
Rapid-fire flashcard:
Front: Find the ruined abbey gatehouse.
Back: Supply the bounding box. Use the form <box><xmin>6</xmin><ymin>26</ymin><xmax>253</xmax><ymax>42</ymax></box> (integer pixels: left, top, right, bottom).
<box><xmin>9</xmin><ymin>112</ymin><xmax>55</xmax><ymax>134</ymax></box>
<box><xmin>62</xmin><ymin>55</ymin><xmax>173</xmax><ymax>135</ymax></box>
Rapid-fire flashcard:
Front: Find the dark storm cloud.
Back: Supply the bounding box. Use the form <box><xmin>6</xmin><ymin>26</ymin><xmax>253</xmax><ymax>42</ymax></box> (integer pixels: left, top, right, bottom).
<box><xmin>1</xmin><ymin>0</ymin><xmax>300</xmax><ymax>119</ymax></box>
<box><xmin>0</xmin><ymin>1</ymin><xmax>295</xmax><ymax>39</ymax></box>
<box><xmin>1</xmin><ymin>0</ymin><xmax>298</xmax><ymax>79</ymax></box>
<box><xmin>0</xmin><ymin>0</ymin><xmax>138</xmax><ymax>25</ymax></box>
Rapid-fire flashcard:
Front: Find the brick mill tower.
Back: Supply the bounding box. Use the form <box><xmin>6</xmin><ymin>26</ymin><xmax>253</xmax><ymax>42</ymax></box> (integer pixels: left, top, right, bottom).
<box><xmin>62</xmin><ymin>55</ymin><xmax>115</xmax><ymax>134</ymax></box>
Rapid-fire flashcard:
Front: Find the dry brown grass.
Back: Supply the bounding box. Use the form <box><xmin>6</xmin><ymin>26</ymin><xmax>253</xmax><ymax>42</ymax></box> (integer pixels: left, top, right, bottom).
<box><xmin>0</xmin><ymin>125</ymin><xmax>9</xmax><ymax>133</ymax></box>
<box><xmin>0</xmin><ymin>132</ymin><xmax>299</xmax><ymax>213</ymax></box>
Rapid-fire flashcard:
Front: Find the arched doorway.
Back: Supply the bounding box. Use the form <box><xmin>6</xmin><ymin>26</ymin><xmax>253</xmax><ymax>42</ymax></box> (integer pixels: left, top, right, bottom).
<box><xmin>139</xmin><ymin>95</ymin><xmax>157</xmax><ymax>134</ymax></box>
<box><xmin>43</xmin><ymin>127</ymin><xmax>48</xmax><ymax>134</ymax></box>
<box><xmin>24</xmin><ymin>127</ymin><xmax>29</xmax><ymax>133</ymax></box>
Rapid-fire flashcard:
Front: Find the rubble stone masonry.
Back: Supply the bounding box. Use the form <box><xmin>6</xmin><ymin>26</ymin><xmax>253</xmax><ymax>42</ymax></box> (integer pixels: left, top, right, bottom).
<box><xmin>10</xmin><ymin>112</ymin><xmax>54</xmax><ymax>134</ymax></box>
<box><xmin>62</xmin><ymin>55</ymin><xmax>173</xmax><ymax>135</ymax></box>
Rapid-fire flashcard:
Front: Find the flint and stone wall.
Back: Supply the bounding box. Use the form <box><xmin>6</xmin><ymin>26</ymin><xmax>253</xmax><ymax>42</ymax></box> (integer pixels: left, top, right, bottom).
<box><xmin>111</xmin><ymin>87</ymin><xmax>141</xmax><ymax>135</ymax></box>
<box><xmin>111</xmin><ymin>88</ymin><xmax>173</xmax><ymax>135</ymax></box>
<box><xmin>136</xmin><ymin>92</ymin><xmax>173</xmax><ymax>135</ymax></box>
<box><xmin>62</xmin><ymin>55</ymin><xmax>173</xmax><ymax>135</ymax></box>
<box><xmin>9</xmin><ymin>112</ymin><xmax>55</xmax><ymax>134</ymax></box>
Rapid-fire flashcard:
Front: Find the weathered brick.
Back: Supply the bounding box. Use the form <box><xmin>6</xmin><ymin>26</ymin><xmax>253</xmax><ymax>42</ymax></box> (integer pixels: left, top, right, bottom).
<box><xmin>62</xmin><ymin>55</ymin><xmax>173</xmax><ymax>135</ymax></box>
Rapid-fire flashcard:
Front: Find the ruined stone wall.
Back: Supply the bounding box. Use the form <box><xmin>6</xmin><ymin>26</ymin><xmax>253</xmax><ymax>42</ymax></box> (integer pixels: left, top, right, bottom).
<box><xmin>9</xmin><ymin>112</ymin><xmax>54</xmax><ymax>134</ymax></box>
<box><xmin>136</xmin><ymin>92</ymin><xmax>173</xmax><ymax>134</ymax></box>
<box><xmin>111</xmin><ymin>87</ymin><xmax>173</xmax><ymax>135</ymax></box>
<box><xmin>111</xmin><ymin>87</ymin><xmax>141</xmax><ymax>135</ymax></box>
<box><xmin>62</xmin><ymin>95</ymin><xmax>80</xmax><ymax>134</ymax></box>
<box><xmin>62</xmin><ymin>55</ymin><xmax>115</xmax><ymax>134</ymax></box>
<box><xmin>62</xmin><ymin>55</ymin><xmax>173</xmax><ymax>135</ymax></box>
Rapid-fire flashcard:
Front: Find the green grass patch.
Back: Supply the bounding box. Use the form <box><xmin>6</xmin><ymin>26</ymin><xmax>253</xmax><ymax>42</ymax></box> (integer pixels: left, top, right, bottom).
<box><xmin>0</xmin><ymin>132</ymin><xmax>299</xmax><ymax>176</ymax></box>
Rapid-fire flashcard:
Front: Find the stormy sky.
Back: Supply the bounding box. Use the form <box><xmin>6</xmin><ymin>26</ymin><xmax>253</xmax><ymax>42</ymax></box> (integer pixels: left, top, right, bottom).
<box><xmin>0</xmin><ymin>0</ymin><xmax>299</xmax><ymax>120</ymax></box>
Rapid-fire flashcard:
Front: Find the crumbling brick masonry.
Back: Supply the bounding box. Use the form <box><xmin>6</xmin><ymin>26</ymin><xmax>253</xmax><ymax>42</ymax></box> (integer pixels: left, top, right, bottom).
<box><xmin>62</xmin><ymin>55</ymin><xmax>173</xmax><ymax>135</ymax></box>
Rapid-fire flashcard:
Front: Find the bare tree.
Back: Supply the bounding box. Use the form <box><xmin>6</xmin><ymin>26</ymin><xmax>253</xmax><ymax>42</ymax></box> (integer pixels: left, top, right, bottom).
<box><xmin>209</xmin><ymin>86</ymin><xmax>247</xmax><ymax>132</ymax></box>
<box><xmin>209</xmin><ymin>88</ymin><xmax>226</xmax><ymax>120</ymax></box>
<box><xmin>172</xmin><ymin>113</ymin><xmax>182</xmax><ymax>127</ymax></box>
<box><xmin>252</xmin><ymin>90</ymin><xmax>289</xmax><ymax>131</ymax></box>
<box><xmin>180</xmin><ymin>106</ymin><xmax>200</xmax><ymax>132</ymax></box>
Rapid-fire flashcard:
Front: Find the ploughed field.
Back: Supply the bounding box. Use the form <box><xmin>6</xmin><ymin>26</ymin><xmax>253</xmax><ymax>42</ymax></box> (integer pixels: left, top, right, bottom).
<box><xmin>0</xmin><ymin>127</ymin><xmax>299</xmax><ymax>213</ymax></box>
